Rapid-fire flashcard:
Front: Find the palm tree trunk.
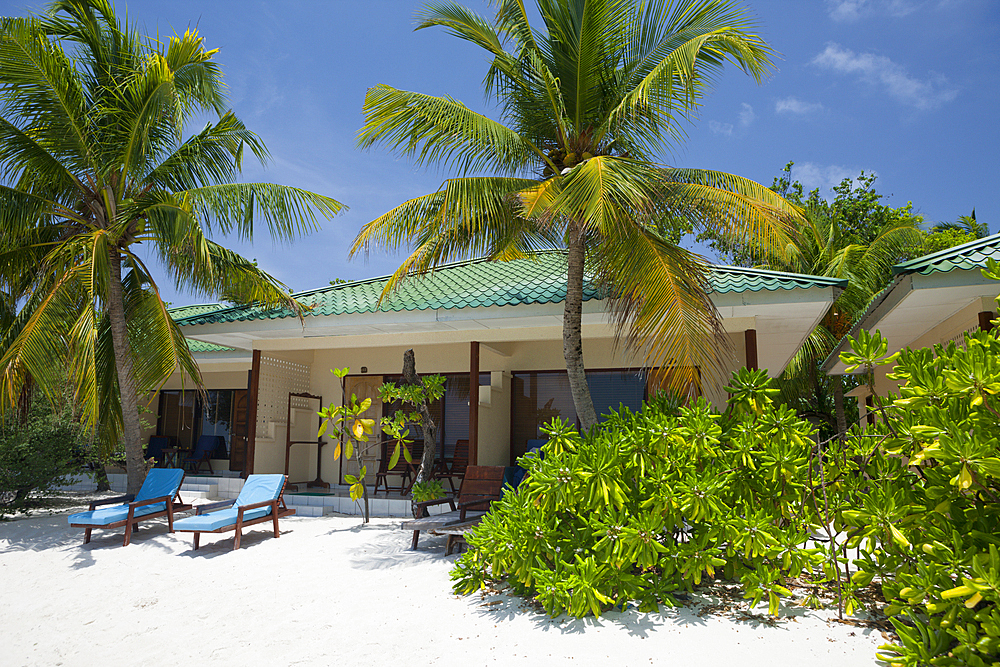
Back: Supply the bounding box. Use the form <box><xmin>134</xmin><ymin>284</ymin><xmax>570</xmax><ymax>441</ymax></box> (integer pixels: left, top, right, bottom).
<box><xmin>401</xmin><ymin>349</ymin><xmax>437</xmax><ymax>518</ymax></box>
<box><xmin>564</xmin><ymin>231</ymin><xmax>598</xmax><ymax>431</ymax></box>
<box><xmin>833</xmin><ymin>374</ymin><xmax>847</xmax><ymax>438</ymax></box>
<box><xmin>107</xmin><ymin>250</ymin><xmax>146</xmax><ymax>495</ymax></box>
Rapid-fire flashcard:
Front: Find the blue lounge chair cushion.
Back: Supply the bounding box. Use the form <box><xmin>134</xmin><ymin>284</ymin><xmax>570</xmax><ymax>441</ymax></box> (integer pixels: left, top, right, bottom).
<box><xmin>234</xmin><ymin>474</ymin><xmax>284</xmax><ymax>506</ymax></box>
<box><xmin>134</xmin><ymin>468</ymin><xmax>185</xmax><ymax>503</ymax></box>
<box><xmin>68</xmin><ymin>502</ymin><xmax>167</xmax><ymax>526</ymax></box>
<box><xmin>173</xmin><ymin>474</ymin><xmax>285</xmax><ymax>532</ymax></box>
<box><xmin>67</xmin><ymin>468</ymin><xmax>184</xmax><ymax>526</ymax></box>
<box><xmin>173</xmin><ymin>506</ymin><xmax>271</xmax><ymax>532</ymax></box>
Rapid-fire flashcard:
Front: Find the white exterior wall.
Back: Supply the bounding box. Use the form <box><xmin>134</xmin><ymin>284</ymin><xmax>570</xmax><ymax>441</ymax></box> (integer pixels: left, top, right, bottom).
<box><xmin>855</xmin><ymin>299</ymin><xmax>992</xmax><ymax>423</ymax></box>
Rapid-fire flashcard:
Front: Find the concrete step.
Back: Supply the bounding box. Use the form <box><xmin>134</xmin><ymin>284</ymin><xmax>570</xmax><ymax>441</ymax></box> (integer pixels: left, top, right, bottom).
<box><xmin>180</xmin><ymin>483</ymin><xmax>218</xmax><ymax>500</ymax></box>
<box><xmin>286</xmin><ymin>504</ymin><xmax>327</xmax><ymax>517</ymax></box>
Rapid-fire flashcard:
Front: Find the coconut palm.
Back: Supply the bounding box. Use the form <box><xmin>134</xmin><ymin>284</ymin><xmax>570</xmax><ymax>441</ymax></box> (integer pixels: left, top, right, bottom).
<box><xmin>352</xmin><ymin>0</ymin><xmax>799</xmax><ymax>438</ymax></box>
<box><xmin>0</xmin><ymin>0</ymin><xmax>343</xmax><ymax>493</ymax></box>
<box><xmin>769</xmin><ymin>204</ymin><xmax>921</xmax><ymax>434</ymax></box>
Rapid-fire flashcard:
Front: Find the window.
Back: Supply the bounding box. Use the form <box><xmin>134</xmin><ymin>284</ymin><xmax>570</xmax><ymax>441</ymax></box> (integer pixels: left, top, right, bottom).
<box><xmin>379</xmin><ymin>372</ymin><xmax>488</xmax><ymax>459</ymax></box>
<box><xmin>156</xmin><ymin>389</ymin><xmax>248</xmax><ymax>469</ymax></box>
<box><xmin>510</xmin><ymin>369</ymin><xmax>648</xmax><ymax>464</ymax></box>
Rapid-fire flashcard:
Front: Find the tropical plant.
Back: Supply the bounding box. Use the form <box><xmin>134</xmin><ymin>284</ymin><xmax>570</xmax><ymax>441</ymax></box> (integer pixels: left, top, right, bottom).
<box><xmin>318</xmin><ymin>368</ymin><xmax>389</xmax><ymax>522</ymax></box>
<box><xmin>453</xmin><ymin>318</ymin><xmax>1000</xmax><ymax>665</ymax></box>
<box><xmin>410</xmin><ymin>479</ymin><xmax>447</xmax><ymax>503</ymax></box>
<box><xmin>704</xmin><ymin>163</ymin><xmax>922</xmax><ymax>434</ymax></box>
<box><xmin>0</xmin><ymin>387</ymin><xmax>84</xmax><ymax>517</ymax></box>
<box><xmin>0</xmin><ymin>0</ymin><xmax>343</xmax><ymax>494</ymax></box>
<box><xmin>351</xmin><ymin>0</ymin><xmax>800</xmax><ymax>431</ymax></box>
<box><xmin>318</xmin><ymin>357</ymin><xmax>444</xmax><ymax>521</ymax></box>
<box><xmin>924</xmin><ymin>209</ymin><xmax>988</xmax><ymax>255</ymax></box>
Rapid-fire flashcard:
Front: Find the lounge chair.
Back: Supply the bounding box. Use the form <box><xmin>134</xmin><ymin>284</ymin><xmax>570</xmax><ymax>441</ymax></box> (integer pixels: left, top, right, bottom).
<box><xmin>172</xmin><ymin>474</ymin><xmax>295</xmax><ymax>551</ymax></box>
<box><xmin>184</xmin><ymin>434</ymin><xmax>222</xmax><ymax>474</ymax></box>
<box><xmin>401</xmin><ymin>465</ymin><xmax>506</xmax><ymax>554</ymax></box>
<box><xmin>68</xmin><ymin>468</ymin><xmax>192</xmax><ymax>546</ymax></box>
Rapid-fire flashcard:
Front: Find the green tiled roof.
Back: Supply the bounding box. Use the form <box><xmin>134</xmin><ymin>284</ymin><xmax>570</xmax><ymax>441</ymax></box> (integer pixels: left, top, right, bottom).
<box><xmin>168</xmin><ymin>305</ymin><xmax>237</xmax><ymax>352</ymax></box>
<box><xmin>174</xmin><ymin>251</ymin><xmax>845</xmax><ymax>328</ymax></box>
<box><xmin>186</xmin><ymin>339</ymin><xmax>237</xmax><ymax>353</ymax></box>
<box><xmin>709</xmin><ymin>266</ymin><xmax>847</xmax><ymax>293</ymax></box>
<box><xmin>167</xmin><ymin>303</ymin><xmax>230</xmax><ymax>319</ymax></box>
<box><xmin>893</xmin><ymin>233</ymin><xmax>1000</xmax><ymax>276</ymax></box>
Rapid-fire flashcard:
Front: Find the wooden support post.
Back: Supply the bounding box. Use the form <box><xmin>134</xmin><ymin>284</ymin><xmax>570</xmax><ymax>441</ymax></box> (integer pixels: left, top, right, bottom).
<box><xmin>469</xmin><ymin>341</ymin><xmax>480</xmax><ymax>466</ymax></box>
<box><xmin>244</xmin><ymin>350</ymin><xmax>261</xmax><ymax>478</ymax></box>
<box><xmin>744</xmin><ymin>329</ymin><xmax>759</xmax><ymax>371</ymax></box>
<box><xmin>979</xmin><ymin>311</ymin><xmax>995</xmax><ymax>333</ymax></box>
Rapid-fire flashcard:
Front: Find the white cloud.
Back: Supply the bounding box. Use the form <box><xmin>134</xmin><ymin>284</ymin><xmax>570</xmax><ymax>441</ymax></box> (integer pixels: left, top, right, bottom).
<box><xmin>826</xmin><ymin>0</ymin><xmax>923</xmax><ymax>21</ymax></box>
<box><xmin>793</xmin><ymin>163</ymin><xmax>867</xmax><ymax>196</ymax></box>
<box><xmin>812</xmin><ymin>43</ymin><xmax>957</xmax><ymax>109</ymax></box>
<box><xmin>738</xmin><ymin>103</ymin><xmax>756</xmax><ymax>127</ymax></box>
<box><xmin>775</xmin><ymin>97</ymin><xmax>824</xmax><ymax>114</ymax></box>
<box><xmin>708</xmin><ymin>120</ymin><xmax>733</xmax><ymax>136</ymax></box>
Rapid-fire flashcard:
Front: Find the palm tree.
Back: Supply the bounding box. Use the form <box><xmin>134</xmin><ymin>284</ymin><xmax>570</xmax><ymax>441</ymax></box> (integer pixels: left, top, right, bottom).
<box><xmin>352</xmin><ymin>0</ymin><xmax>799</xmax><ymax>440</ymax></box>
<box><xmin>0</xmin><ymin>0</ymin><xmax>344</xmax><ymax>493</ymax></box>
<box><xmin>769</xmin><ymin>203</ymin><xmax>921</xmax><ymax>434</ymax></box>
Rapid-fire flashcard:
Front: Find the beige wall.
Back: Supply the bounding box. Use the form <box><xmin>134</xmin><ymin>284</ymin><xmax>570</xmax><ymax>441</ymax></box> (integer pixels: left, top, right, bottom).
<box><xmin>168</xmin><ymin>327</ymin><xmax>751</xmax><ymax>481</ymax></box>
<box><xmin>855</xmin><ymin>300</ymin><xmax>990</xmax><ymax>423</ymax></box>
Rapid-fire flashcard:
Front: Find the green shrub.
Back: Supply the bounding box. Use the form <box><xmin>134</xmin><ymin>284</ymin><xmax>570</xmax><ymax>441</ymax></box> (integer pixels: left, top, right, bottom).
<box><xmin>451</xmin><ymin>369</ymin><xmax>826</xmax><ymax>617</ymax></box>
<box><xmin>841</xmin><ymin>328</ymin><xmax>1000</xmax><ymax>666</ymax></box>
<box><xmin>0</xmin><ymin>398</ymin><xmax>83</xmax><ymax>516</ymax></box>
<box><xmin>411</xmin><ymin>479</ymin><xmax>446</xmax><ymax>503</ymax></box>
<box><xmin>451</xmin><ymin>326</ymin><xmax>1000</xmax><ymax>666</ymax></box>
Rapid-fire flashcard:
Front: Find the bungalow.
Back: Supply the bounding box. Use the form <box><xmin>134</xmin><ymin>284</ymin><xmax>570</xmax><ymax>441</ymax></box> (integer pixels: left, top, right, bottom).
<box><xmin>823</xmin><ymin>234</ymin><xmax>1000</xmax><ymax>422</ymax></box>
<box><xmin>148</xmin><ymin>251</ymin><xmax>845</xmax><ymax>495</ymax></box>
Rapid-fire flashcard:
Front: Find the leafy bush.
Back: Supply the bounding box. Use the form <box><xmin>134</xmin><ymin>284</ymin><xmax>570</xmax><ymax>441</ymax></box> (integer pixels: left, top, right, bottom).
<box><xmin>452</xmin><ymin>369</ymin><xmax>828</xmax><ymax>617</ymax></box>
<box><xmin>451</xmin><ymin>326</ymin><xmax>1000</xmax><ymax>666</ymax></box>
<box><xmin>411</xmin><ymin>479</ymin><xmax>446</xmax><ymax>503</ymax></box>
<box><xmin>841</xmin><ymin>327</ymin><xmax>1000</xmax><ymax>666</ymax></box>
<box><xmin>0</xmin><ymin>398</ymin><xmax>83</xmax><ymax>516</ymax></box>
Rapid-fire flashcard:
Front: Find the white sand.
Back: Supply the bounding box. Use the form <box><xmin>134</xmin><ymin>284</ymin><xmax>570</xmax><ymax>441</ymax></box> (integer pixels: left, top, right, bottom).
<box><xmin>0</xmin><ymin>508</ymin><xmax>885</xmax><ymax>667</ymax></box>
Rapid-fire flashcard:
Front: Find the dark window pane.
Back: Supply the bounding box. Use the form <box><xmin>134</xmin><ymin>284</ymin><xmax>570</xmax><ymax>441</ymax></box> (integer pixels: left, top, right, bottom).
<box><xmin>587</xmin><ymin>370</ymin><xmax>646</xmax><ymax>418</ymax></box>
<box><xmin>511</xmin><ymin>371</ymin><xmax>576</xmax><ymax>463</ymax></box>
<box><xmin>157</xmin><ymin>390</ymin><xmax>197</xmax><ymax>450</ymax></box>
<box><xmin>200</xmin><ymin>390</ymin><xmax>234</xmax><ymax>459</ymax></box>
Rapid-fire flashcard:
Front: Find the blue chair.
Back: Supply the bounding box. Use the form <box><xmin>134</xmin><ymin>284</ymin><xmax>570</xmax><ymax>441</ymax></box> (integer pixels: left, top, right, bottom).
<box><xmin>173</xmin><ymin>474</ymin><xmax>295</xmax><ymax>550</ymax></box>
<box><xmin>146</xmin><ymin>435</ymin><xmax>174</xmax><ymax>466</ymax></box>
<box><xmin>184</xmin><ymin>435</ymin><xmax>223</xmax><ymax>474</ymax></box>
<box><xmin>68</xmin><ymin>468</ymin><xmax>191</xmax><ymax>546</ymax></box>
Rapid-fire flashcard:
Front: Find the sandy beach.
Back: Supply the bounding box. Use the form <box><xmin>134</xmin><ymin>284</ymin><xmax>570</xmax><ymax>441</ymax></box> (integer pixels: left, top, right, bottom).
<box><xmin>0</xmin><ymin>504</ymin><xmax>886</xmax><ymax>667</ymax></box>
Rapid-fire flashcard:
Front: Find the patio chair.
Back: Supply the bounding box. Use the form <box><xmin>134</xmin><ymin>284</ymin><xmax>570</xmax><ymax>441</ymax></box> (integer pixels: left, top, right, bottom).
<box><xmin>433</xmin><ymin>439</ymin><xmax>468</xmax><ymax>494</ymax></box>
<box><xmin>146</xmin><ymin>435</ymin><xmax>174</xmax><ymax>467</ymax></box>
<box><xmin>172</xmin><ymin>474</ymin><xmax>295</xmax><ymax>551</ymax></box>
<box><xmin>184</xmin><ymin>435</ymin><xmax>222</xmax><ymax>474</ymax></box>
<box><xmin>401</xmin><ymin>465</ymin><xmax>506</xmax><ymax>553</ymax></box>
<box><xmin>67</xmin><ymin>468</ymin><xmax>192</xmax><ymax>546</ymax></box>
<box><xmin>374</xmin><ymin>440</ymin><xmax>422</xmax><ymax>496</ymax></box>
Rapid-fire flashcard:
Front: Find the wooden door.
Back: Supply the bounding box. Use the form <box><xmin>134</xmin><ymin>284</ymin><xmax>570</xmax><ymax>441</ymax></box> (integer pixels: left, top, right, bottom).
<box><xmin>229</xmin><ymin>389</ymin><xmax>249</xmax><ymax>472</ymax></box>
<box><xmin>341</xmin><ymin>376</ymin><xmax>382</xmax><ymax>484</ymax></box>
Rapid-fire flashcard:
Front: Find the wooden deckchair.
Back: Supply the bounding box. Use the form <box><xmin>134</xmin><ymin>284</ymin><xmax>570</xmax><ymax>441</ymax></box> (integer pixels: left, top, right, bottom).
<box><xmin>401</xmin><ymin>465</ymin><xmax>506</xmax><ymax>553</ymax></box>
<box><xmin>172</xmin><ymin>474</ymin><xmax>295</xmax><ymax>551</ymax></box>
<box><xmin>68</xmin><ymin>468</ymin><xmax>192</xmax><ymax>546</ymax></box>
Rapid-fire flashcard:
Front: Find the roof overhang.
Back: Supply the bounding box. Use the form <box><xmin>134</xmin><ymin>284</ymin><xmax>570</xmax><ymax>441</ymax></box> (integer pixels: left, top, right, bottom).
<box><xmin>824</xmin><ymin>268</ymin><xmax>998</xmax><ymax>374</ymax></box>
<box><xmin>180</xmin><ymin>285</ymin><xmax>840</xmax><ymax>378</ymax></box>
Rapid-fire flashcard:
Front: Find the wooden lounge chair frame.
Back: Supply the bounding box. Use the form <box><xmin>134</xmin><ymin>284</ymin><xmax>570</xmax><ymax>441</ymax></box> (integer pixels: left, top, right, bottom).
<box><xmin>433</xmin><ymin>438</ymin><xmax>468</xmax><ymax>495</ymax></box>
<box><xmin>70</xmin><ymin>480</ymin><xmax>192</xmax><ymax>547</ymax></box>
<box><xmin>184</xmin><ymin>435</ymin><xmax>221</xmax><ymax>474</ymax></box>
<box><xmin>373</xmin><ymin>440</ymin><xmax>422</xmax><ymax>495</ymax></box>
<box><xmin>180</xmin><ymin>476</ymin><xmax>296</xmax><ymax>551</ymax></box>
<box><xmin>401</xmin><ymin>465</ymin><xmax>506</xmax><ymax>552</ymax></box>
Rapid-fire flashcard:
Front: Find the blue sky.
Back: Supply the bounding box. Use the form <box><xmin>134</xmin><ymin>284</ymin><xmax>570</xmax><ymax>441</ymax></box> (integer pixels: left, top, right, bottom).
<box><xmin>3</xmin><ymin>0</ymin><xmax>997</xmax><ymax>307</ymax></box>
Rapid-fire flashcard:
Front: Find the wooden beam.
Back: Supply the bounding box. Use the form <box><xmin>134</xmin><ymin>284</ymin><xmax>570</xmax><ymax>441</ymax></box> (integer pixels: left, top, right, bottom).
<box><xmin>745</xmin><ymin>329</ymin><xmax>758</xmax><ymax>371</ymax></box>
<box><xmin>244</xmin><ymin>350</ymin><xmax>261</xmax><ymax>478</ymax></box>
<box><xmin>979</xmin><ymin>311</ymin><xmax>995</xmax><ymax>333</ymax></box>
<box><xmin>469</xmin><ymin>341</ymin><xmax>480</xmax><ymax>466</ymax></box>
